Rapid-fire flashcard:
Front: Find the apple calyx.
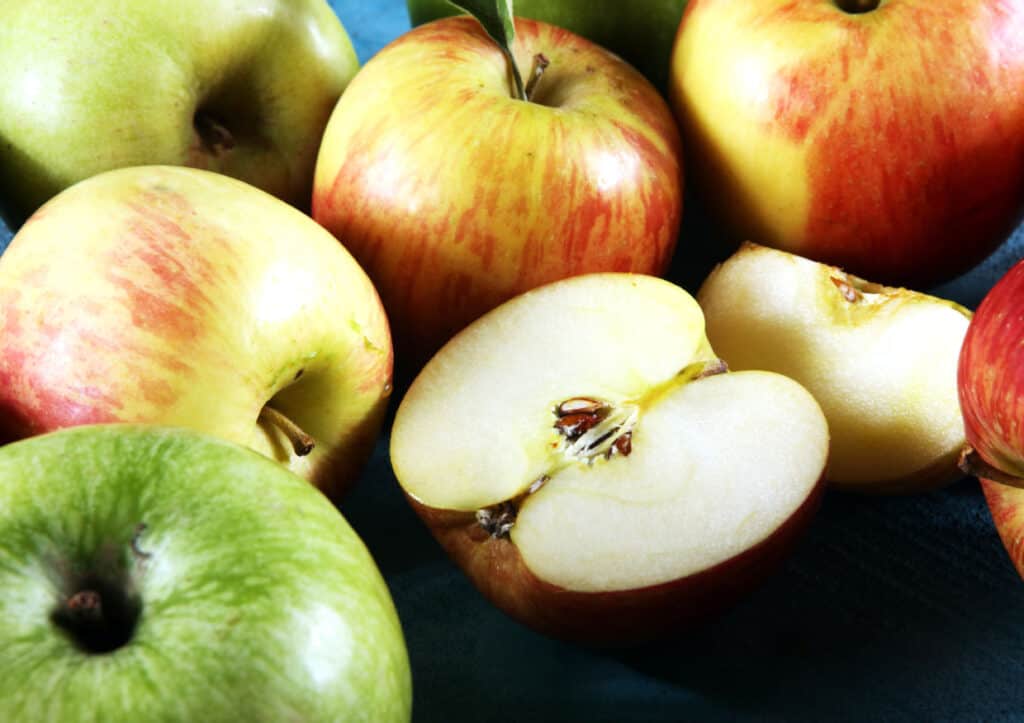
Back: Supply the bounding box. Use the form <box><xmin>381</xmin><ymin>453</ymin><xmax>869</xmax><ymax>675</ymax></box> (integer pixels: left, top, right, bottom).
<box><xmin>258</xmin><ymin>405</ymin><xmax>315</xmax><ymax>456</ymax></box>
<box><xmin>51</xmin><ymin>534</ymin><xmax>145</xmax><ymax>655</ymax></box>
<box><xmin>959</xmin><ymin>446</ymin><xmax>1024</xmax><ymax>488</ymax></box>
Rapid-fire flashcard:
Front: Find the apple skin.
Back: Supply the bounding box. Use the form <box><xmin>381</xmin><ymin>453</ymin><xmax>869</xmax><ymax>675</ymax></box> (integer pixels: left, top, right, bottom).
<box><xmin>0</xmin><ymin>0</ymin><xmax>358</xmax><ymax>227</ymax></box>
<box><xmin>0</xmin><ymin>165</ymin><xmax>393</xmax><ymax>501</ymax></box>
<box><xmin>406</xmin><ymin>484</ymin><xmax>822</xmax><ymax>645</ymax></box>
<box><xmin>958</xmin><ymin>258</ymin><xmax>1024</xmax><ymax>577</ymax></box>
<box><xmin>406</xmin><ymin>0</ymin><xmax>687</xmax><ymax>90</ymax></box>
<box><xmin>0</xmin><ymin>424</ymin><xmax>411</xmax><ymax>721</ymax></box>
<box><xmin>668</xmin><ymin>0</ymin><xmax>1024</xmax><ymax>287</ymax></box>
<box><xmin>313</xmin><ymin>16</ymin><xmax>683</xmax><ymax>370</ymax></box>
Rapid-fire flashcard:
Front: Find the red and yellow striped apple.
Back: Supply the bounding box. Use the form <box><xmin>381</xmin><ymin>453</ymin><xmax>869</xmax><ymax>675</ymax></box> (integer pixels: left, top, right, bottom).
<box><xmin>669</xmin><ymin>0</ymin><xmax>1024</xmax><ymax>287</ymax></box>
<box><xmin>958</xmin><ymin>258</ymin><xmax>1024</xmax><ymax>577</ymax></box>
<box><xmin>313</xmin><ymin>16</ymin><xmax>684</xmax><ymax>371</ymax></box>
<box><xmin>0</xmin><ymin>166</ymin><xmax>393</xmax><ymax>500</ymax></box>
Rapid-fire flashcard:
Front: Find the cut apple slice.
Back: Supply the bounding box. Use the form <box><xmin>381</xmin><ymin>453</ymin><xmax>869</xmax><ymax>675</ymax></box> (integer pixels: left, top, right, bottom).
<box><xmin>697</xmin><ymin>242</ymin><xmax>971</xmax><ymax>493</ymax></box>
<box><xmin>391</xmin><ymin>273</ymin><xmax>828</xmax><ymax>643</ymax></box>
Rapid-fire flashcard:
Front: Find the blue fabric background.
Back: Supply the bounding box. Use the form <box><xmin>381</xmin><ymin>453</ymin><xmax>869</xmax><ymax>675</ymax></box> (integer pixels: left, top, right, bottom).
<box><xmin>2</xmin><ymin>2</ymin><xmax>1023</xmax><ymax>720</ymax></box>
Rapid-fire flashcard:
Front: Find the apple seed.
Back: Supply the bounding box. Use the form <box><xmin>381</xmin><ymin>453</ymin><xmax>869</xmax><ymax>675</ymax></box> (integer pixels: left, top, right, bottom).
<box><xmin>555</xmin><ymin>396</ymin><xmax>638</xmax><ymax>464</ymax></box>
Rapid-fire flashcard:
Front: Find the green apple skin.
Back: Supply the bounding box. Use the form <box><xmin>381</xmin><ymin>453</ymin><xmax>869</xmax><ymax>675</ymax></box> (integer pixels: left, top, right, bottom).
<box><xmin>406</xmin><ymin>0</ymin><xmax>687</xmax><ymax>90</ymax></box>
<box><xmin>0</xmin><ymin>0</ymin><xmax>358</xmax><ymax>227</ymax></box>
<box><xmin>0</xmin><ymin>166</ymin><xmax>393</xmax><ymax>501</ymax></box>
<box><xmin>0</xmin><ymin>425</ymin><xmax>411</xmax><ymax>722</ymax></box>
<box><xmin>314</xmin><ymin>16</ymin><xmax>683</xmax><ymax>371</ymax></box>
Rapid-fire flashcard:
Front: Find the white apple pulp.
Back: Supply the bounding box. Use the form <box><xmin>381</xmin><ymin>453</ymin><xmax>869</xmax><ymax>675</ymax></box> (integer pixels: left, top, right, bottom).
<box><xmin>392</xmin><ymin>274</ymin><xmax>828</xmax><ymax>598</ymax></box>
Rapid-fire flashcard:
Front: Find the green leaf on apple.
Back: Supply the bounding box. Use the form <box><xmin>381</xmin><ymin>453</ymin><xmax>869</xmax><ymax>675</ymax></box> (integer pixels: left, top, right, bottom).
<box><xmin>446</xmin><ymin>0</ymin><xmax>526</xmax><ymax>100</ymax></box>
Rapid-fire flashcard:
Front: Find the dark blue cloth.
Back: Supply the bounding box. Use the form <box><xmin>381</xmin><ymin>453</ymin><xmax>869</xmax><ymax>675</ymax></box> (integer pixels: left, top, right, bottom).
<box><xmin>1</xmin><ymin>2</ymin><xmax>1023</xmax><ymax>720</ymax></box>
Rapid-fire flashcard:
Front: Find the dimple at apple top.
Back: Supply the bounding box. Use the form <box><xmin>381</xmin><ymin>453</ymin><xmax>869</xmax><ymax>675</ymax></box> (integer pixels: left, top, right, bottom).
<box><xmin>3</xmin><ymin>1</ymin><xmax>1024</xmax><ymax>721</ymax></box>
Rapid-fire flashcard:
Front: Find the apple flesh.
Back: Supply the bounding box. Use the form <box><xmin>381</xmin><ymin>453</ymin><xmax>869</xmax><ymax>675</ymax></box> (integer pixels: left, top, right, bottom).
<box><xmin>0</xmin><ymin>166</ymin><xmax>393</xmax><ymax>500</ymax></box>
<box><xmin>0</xmin><ymin>0</ymin><xmax>358</xmax><ymax>226</ymax></box>
<box><xmin>958</xmin><ymin>259</ymin><xmax>1024</xmax><ymax>577</ymax></box>
<box><xmin>391</xmin><ymin>273</ymin><xmax>828</xmax><ymax>643</ymax></box>
<box><xmin>697</xmin><ymin>243</ymin><xmax>971</xmax><ymax>493</ymax></box>
<box><xmin>0</xmin><ymin>425</ymin><xmax>411</xmax><ymax>721</ymax></box>
<box><xmin>406</xmin><ymin>0</ymin><xmax>687</xmax><ymax>90</ymax></box>
<box><xmin>313</xmin><ymin>16</ymin><xmax>683</xmax><ymax>371</ymax></box>
<box><xmin>668</xmin><ymin>0</ymin><xmax>1024</xmax><ymax>287</ymax></box>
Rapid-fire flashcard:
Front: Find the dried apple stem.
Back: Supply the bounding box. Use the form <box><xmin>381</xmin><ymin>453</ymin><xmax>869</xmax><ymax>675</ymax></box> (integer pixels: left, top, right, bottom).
<box><xmin>259</xmin><ymin>405</ymin><xmax>315</xmax><ymax>456</ymax></box>
<box><xmin>525</xmin><ymin>53</ymin><xmax>550</xmax><ymax>101</ymax></box>
<box><xmin>959</xmin><ymin>447</ymin><xmax>1024</xmax><ymax>488</ymax></box>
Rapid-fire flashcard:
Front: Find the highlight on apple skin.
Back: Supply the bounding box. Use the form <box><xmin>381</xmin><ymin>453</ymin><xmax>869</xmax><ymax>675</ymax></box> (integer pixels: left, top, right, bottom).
<box><xmin>390</xmin><ymin>273</ymin><xmax>829</xmax><ymax>644</ymax></box>
<box><xmin>0</xmin><ymin>165</ymin><xmax>393</xmax><ymax>501</ymax></box>
<box><xmin>0</xmin><ymin>0</ymin><xmax>359</xmax><ymax>227</ymax></box>
<box><xmin>698</xmin><ymin>243</ymin><xmax>971</xmax><ymax>494</ymax></box>
<box><xmin>313</xmin><ymin>16</ymin><xmax>684</xmax><ymax>373</ymax></box>
<box><xmin>958</xmin><ymin>258</ymin><xmax>1024</xmax><ymax>578</ymax></box>
<box><xmin>669</xmin><ymin>0</ymin><xmax>1024</xmax><ymax>288</ymax></box>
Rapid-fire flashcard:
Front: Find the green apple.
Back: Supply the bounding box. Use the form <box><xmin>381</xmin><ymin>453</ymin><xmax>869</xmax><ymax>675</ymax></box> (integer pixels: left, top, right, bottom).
<box><xmin>314</xmin><ymin>15</ymin><xmax>683</xmax><ymax>372</ymax></box>
<box><xmin>697</xmin><ymin>242</ymin><xmax>971</xmax><ymax>493</ymax></box>
<box><xmin>0</xmin><ymin>165</ymin><xmax>393</xmax><ymax>501</ymax></box>
<box><xmin>0</xmin><ymin>424</ymin><xmax>411</xmax><ymax>721</ymax></box>
<box><xmin>391</xmin><ymin>273</ymin><xmax>828</xmax><ymax>644</ymax></box>
<box><xmin>0</xmin><ymin>0</ymin><xmax>358</xmax><ymax>227</ymax></box>
<box><xmin>406</xmin><ymin>0</ymin><xmax>687</xmax><ymax>89</ymax></box>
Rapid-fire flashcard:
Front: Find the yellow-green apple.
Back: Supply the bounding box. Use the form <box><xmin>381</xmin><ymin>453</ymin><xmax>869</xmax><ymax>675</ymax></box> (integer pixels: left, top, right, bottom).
<box><xmin>390</xmin><ymin>273</ymin><xmax>828</xmax><ymax>644</ymax></box>
<box><xmin>668</xmin><ymin>0</ymin><xmax>1024</xmax><ymax>287</ymax></box>
<box><xmin>406</xmin><ymin>0</ymin><xmax>688</xmax><ymax>90</ymax></box>
<box><xmin>313</xmin><ymin>15</ymin><xmax>684</xmax><ymax>372</ymax></box>
<box><xmin>0</xmin><ymin>424</ymin><xmax>411</xmax><ymax>721</ymax></box>
<box><xmin>0</xmin><ymin>0</ymin><xmax>358</xmax><ymax>227</ymax></box>
<box><xmin>697</xmin><ymin>243</ymin><xmax>972</xmax><ymax>493</ymax></box>
<box><xmin>958</xmin><ymin>258</ymin><xmax>1024</xmax><ymax>577</ymax></box>
<box><xmin>0</xmin><ymin>165</ymin><xmax>392</xmax><ymax>501</ymax></box>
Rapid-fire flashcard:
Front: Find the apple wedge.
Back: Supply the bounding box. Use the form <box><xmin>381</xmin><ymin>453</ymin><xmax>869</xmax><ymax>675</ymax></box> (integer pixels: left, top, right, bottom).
<box><xmin>697</xmin><ymin>242</ymin><xmax>971</xmax><ymax>493</ymax></box>
<box><xmin>391</xmin><ymin>274</ymin><xmax>828</xmax><ymax>644</ymax></box>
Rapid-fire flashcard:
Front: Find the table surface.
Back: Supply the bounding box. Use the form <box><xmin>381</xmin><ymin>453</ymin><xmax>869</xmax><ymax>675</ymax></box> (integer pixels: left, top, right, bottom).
<box><xmin>3</xmin><ymin>2</ymin><xmax>1024</xmax><ymax>721</ymax></box>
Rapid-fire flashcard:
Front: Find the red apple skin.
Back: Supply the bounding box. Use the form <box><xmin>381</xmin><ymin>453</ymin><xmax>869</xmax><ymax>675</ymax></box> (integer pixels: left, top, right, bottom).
<box><xmin>959</xmin><ymin>259</ymin><xmax>1024</xmax><ymax>578</ymax></box>
<box><xmin>0</xmin><ymin>167</ymin><xmax>393</xmax><ymax>501</ymax></box>
<box><xmin>670</xmin><ymin>0</ymin><xmax>1024</xmax><ymax>287</ymax></box>
<box><xmin>314</xmin><ymin>16</ymin><xmax>683</xmax><ymax>370</ymax></box>
<box><xmin>407</xmin><ymin>473</ymin><xmax>825</xmax><ymax>646</ymax></box>
<box><xmin>959</xmin><ymin>259</ymin><xmax>1024</xmax><ymax>480</ymax></box>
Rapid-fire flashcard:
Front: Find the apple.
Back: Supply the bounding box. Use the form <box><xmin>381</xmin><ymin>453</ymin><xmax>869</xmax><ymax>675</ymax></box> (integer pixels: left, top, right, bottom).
<box><xmin>0</xmin><ymin>0</ymin><xmax>358</xmax><ymax>227</ymax></box>
<box><xmin>698</xmin><ymin>243</ymin><xmax>972</xmax><ymax>493</ymax></box>
<box><xmin>0</xmin><ymin>165</ymin><xmax>393</xmax><ymax>501</ymax></box>
<box><xmin>405</xmin><ymin>0</ymin><xmax>687</xmax><ymax>90</ymax></box>
<box><xmin>958</xmin><ymin>258</ymin><xmax>1024</xmax><ymax>577</ymax></box>
<box><xmin>390</xmin><ymin>273</ymin><xmax>828</xmax><ymax>644</ymax></box>
<box><xmin>668</xmin><ymin>0</ymin><xmax>1024</xmax><ymax>287</ymax></box>
<box><xmin>0</xmin><ymin>424</ymin><xmax>411</xmax><ymax>721</ymax></box>
<box><xmin>313</xmin><ymin>15</ymin><xmax>684</xmax><ymax>371</ymax></box>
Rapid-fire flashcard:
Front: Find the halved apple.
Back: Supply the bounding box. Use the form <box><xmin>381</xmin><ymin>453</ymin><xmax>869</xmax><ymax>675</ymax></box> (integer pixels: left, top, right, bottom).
<box><xmin>697</xmin><ymin>243</ymin><xmax>971</xmax><ymax>493</ymax></box>
<box><xmin>391</xmin><ymin>273</ymin><xmax>828</xmax><ymax>644</ymax></box>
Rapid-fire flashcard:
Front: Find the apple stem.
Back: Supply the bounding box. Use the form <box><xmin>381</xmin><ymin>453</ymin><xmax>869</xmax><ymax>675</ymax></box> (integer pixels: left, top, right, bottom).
<box><xmin>193</xmin><ymin>111</ymin><xmax>236</xmax><ymax>155</ymax></box>
<box><xmin>259</xmin><ymin>405</ymin><xmax>315</xmax><ymax>457</ymax></box>
<box><xmin>525</xmin><ymin>53</ymin><xmax>550</xmax><ymax>101</ymax></box>
<box><xmin>959</xmin><ymin>447</ymin><xmax>1024</xmax><ymax>488</ymax></box>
